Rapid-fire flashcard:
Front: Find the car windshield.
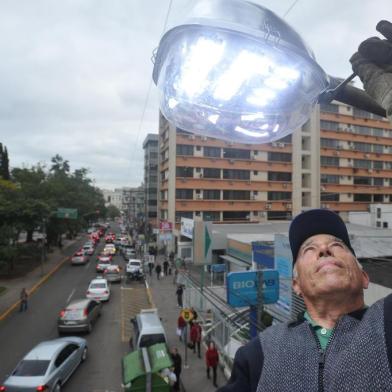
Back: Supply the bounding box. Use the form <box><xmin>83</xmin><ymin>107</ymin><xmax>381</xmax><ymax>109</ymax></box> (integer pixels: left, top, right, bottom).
<box><xmin>139</xmin><ymin>334</ymin><xmax>166</xmax><ymax>348</ymax></box>
<box><xmin>90</xmin><ymin>283</ymin><xmax>106</xmax><ymax>289</ymax></box>
<box><xmin>130</xmin><ymin>262</ymin><xmax>140</xmax><ymax>266</ymax></box>
<box><xmin>13</xmin><ymin>360</ymin><xmax>50</xmax><ymax>376</ymax></box>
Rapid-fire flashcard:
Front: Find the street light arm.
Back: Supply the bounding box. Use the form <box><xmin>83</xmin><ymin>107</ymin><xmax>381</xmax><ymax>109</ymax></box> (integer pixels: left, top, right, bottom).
<box><xmin>319</xmin><ymin>75</ymin><xmax>387</xmax><ymax>118</ymax></box>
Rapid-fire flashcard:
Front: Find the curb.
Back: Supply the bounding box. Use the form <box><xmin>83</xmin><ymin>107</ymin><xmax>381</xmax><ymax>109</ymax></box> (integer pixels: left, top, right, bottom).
<box><xmin>0</xmin><ymin>255</ymin><xmax>70</xmax><ymax>322</ymax></box>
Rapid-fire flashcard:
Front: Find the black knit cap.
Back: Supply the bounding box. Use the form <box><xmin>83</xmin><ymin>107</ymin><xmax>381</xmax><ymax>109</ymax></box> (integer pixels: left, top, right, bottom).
<box><xmin>289</xmin><ymin>209</ymin><xmax>355</xmax><ymax>264</ymax></box>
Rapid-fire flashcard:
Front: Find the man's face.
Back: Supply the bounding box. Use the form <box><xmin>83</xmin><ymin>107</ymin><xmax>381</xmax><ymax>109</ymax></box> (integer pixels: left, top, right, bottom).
<box><xmin>293</xmin><ymin>234</ymin><xmax>369</xmax><ymax>299</ymax></box>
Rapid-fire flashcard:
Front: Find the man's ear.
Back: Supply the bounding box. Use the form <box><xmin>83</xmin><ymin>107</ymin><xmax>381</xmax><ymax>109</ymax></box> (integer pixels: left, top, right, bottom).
<box><xmin>361</xmin><ymin>269</ymin><xmax>370</xmax><ymax>290</ymax></box>
<box><xmin>292</xmin><ymin>277</ymin><xmax>302</xmax><ymax>297</ymax></box>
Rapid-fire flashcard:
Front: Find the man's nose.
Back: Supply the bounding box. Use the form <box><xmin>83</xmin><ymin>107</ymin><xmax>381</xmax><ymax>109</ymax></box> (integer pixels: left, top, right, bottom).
<box><xmin>318</xmin><ymin>243</ymin><xmax>332</xmax><ymax>257</ymax></box>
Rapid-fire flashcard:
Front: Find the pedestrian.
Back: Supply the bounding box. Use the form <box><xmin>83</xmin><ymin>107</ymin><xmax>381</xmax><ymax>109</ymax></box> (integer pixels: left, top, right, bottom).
<box><xmin>190</xmin><ymin>306</ymin><xmax>198</xmax><ymax>321</ymax></box>
<box><xmin>148</xmin><ymin>261</ymin><xmax>154</xmax><ymax>277</ymax></box>
<box><xmin>176</xmin><ymin>285</ymin><xmax>184</xmax><ymax>308</ymax></box>
<box><xmin>190</xmin><ymin>321</ymin><xmax>202</xmax><ymax>358</ymax></box>
<box><xmin>177</xmin><ymin>314</ymin><xmax>186</xmax><ymax>342</ymax></box>
<box><xmin>219</xmin><ymin>208</ymin><xmax>391</xmax><ymax>392</ymax></box>
<box><xmin>155</xmin><ymin>263</ymin><xmax>162</xmax><ymax>280</ymax></box>
<box><xmin>171</xmin><ymin>347</ymin><xmax>182</xmax><ymax>391</ymax></box>
<box><xmin>19</xmin><ymin>288</ymin><xmax>28</xmax><ymax>312</ymax></box>
<box><xmin>163</xmin><ymin>259</ymin><xmax>169</xmax><ymax>275</ymax></box>
<box><xmin>173</xmin><ymin>268</ymin><xmax>179</xmax><ymax>285</ymax></box>
<box><xmin>206</xmin><ymin>341</ymin><xmax>219</xmax><ymax>388</ymax></box>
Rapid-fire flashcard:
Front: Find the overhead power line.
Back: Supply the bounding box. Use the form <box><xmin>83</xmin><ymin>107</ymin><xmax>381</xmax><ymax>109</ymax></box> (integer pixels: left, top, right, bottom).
<box><xmin>283</xmin><ymin>0</ymin><xmax>300</xmax><ymax>17</ymax></box>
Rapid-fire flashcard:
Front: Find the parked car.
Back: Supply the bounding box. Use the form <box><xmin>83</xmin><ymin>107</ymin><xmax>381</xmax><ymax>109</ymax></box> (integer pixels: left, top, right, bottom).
<box><xmin>103</xmin><ymin>265</ymin><xmax>122</xmax><ymax>283</ymax></box>
<box><xmin>71</xmin><ymin>251</ymin><xmax>89</xmax><ymax>265</ymax></box>
<box><xmin>86</xmin><ymin>278</ymin><xmax>110</xmax><ymax>302</ymax></box>
<box><xmin>0</xmin><ymin>337</ymin><xmax>87</xmax><ymax>392</ymax></box>
<box><xmin>57</xmin><ymin>299</ymin><xmax>102</xmax><ymax>334</ymax></box>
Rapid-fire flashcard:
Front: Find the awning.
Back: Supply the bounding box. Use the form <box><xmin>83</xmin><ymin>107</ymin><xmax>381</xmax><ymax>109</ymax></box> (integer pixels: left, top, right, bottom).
<box><xmin>220</xmin><ymin>254</ymin><xmax>250</xmax><ymax>267</ymax></box>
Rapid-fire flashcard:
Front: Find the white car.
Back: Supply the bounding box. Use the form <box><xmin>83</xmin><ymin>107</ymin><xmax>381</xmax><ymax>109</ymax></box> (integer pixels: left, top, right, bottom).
<box><xmin>86</xmin><ymin>278</ymin><xmax>110</xmax><ymax>302</ymax></box>
<box><xmin>103</xmin><ymin>244</ymin><xmax>116</xmax><ymax>255</ymax></box>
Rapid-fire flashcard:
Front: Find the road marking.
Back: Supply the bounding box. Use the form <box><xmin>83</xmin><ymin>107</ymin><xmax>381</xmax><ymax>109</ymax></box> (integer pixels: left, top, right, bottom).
<box><xmin>67</xmin><ymin>288</ymin><xmax>76</xmax><ymax>304</ymax></box>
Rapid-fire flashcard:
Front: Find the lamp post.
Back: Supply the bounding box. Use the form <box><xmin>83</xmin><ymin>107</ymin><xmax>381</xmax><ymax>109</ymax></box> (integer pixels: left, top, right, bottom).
<box><xmin>152</xmin><ymin>0</ymin><xmax>386</xmax><ymax>145</ymax></box>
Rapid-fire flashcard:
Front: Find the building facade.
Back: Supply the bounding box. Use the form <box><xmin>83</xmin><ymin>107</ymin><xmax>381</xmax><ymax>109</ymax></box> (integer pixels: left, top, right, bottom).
<box><xmin>143</xmin><ymin>134</ymin><xmax>159</xmax><ymax>227</ymax></box>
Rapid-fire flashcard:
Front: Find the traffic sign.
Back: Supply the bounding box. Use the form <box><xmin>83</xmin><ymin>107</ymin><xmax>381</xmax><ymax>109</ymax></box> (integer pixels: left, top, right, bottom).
<box><xmin>180</xmin><ymin>308</ymin><xmax>194</xmax><ymax>322</ymax></box>
<box><xmin>226</xmin><ymin>270</ymin><xmax>279</xmax><ymax>307</ymax></box>
<box><xmin>56</xmin><ymin>208</ymin><xmax>78</xmax><ymax>219</ymax></box>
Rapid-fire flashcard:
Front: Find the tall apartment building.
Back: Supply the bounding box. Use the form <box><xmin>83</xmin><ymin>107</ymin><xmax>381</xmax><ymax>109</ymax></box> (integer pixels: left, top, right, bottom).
<box><xmin>158</xmin><ymin>101</ymin><xmax>392</xmax><ymax>233</ymax></box>
<box><xmin>143</xmin><ymin>134</ymin><xmax>159</xmax><ymax>227</ymax></box>
<box><xmin>123</xmin><ymin>186</ymin><xmax>145</xmax><ymax>221</ymax></box>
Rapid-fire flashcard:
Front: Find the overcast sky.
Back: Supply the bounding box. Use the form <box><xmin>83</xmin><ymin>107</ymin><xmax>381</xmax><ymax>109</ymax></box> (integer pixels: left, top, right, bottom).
<box><xmin>0</xmin><ymin>0</ymin><xmax>389</xmax><ymax>189</ymax></box>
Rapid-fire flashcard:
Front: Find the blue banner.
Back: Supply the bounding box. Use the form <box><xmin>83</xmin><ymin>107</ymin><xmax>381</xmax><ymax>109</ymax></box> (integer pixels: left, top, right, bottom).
<box><xmin>252</xmin><ymin>244</ymin><xmax>274</xmax><ymax>268</ymax></box>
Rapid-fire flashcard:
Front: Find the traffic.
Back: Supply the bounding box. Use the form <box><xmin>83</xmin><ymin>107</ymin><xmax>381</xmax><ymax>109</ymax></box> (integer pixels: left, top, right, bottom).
<box><xmin>0</xmin><ymin>222</ymin><xmax>152</xmax><ymax>391</ymax></box>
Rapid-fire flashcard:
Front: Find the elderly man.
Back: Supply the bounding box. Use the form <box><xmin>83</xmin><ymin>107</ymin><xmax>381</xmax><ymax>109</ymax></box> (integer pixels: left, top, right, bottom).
<box><xmin>219</xmin><ymin>208</ymin><xmax>392</xmax><ymax>391</ymax></box>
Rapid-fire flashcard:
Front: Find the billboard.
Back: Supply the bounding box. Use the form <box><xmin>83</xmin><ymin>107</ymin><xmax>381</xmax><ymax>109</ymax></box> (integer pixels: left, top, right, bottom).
<box><xmin>180</xmin><ymin>218</ymin><xmax>194</xmax><ymax>239</ymax></box>
<box><xmin>159</xmin><ymin>221</ymin><xmax>173</xmax><ymax>231</ymax></box>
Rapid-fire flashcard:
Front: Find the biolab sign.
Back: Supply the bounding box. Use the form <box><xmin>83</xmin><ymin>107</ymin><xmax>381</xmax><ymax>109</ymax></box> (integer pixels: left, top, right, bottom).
<box><xmin>180</xmin><ymin>218</ymin><xmax>194</xmax><ymax>239</ymax></box>
<box><xmin>226</xmin><ymin>270</ymin><xmax>279</xmax><ymax>308</ymax></box>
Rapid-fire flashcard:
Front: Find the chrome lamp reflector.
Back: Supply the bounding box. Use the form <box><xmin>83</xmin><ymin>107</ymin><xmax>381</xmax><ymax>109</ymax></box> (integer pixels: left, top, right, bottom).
<box><xmin>152</xmin><ymin>0</ymin><xmax>329</xmax><ymax>144</ymax></box>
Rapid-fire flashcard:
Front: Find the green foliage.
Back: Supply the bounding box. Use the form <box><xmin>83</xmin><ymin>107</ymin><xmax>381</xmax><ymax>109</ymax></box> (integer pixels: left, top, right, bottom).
<box><xmin>0</xmin><ymin>154</ymin><xmax>106</xmax><ymax>273</ymax></box>
<box><xmin>106</xmin><ymin>204</ymin><xmax>121</xmax><ymax>220</ymax></box>
<box><xmin>0</xmin><ymin>143</ymin><xmax>10</xmax><ymax>180</ymax></box>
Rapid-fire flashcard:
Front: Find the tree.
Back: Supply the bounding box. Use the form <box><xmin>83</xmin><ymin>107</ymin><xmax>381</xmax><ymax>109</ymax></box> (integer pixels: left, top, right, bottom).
<box><xmin>0</xmin><ymin>143</ymin><xmax>10</xmax><ymax>180</ymax></box>
<box><xmin>106</xmin><ymin>205</ymin><xmax>121</xmax><ymax>220</ymax></box>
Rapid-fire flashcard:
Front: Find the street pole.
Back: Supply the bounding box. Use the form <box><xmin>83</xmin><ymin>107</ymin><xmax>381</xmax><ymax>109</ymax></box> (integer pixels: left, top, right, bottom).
<box><xmin>256</xmin><ymin>269</ymin><xmax>264</xmax><ymax>333</ymax></box>
<box><xmin>184</xmin><ymin>324</ymin><xmax>189</xmax><ymax>369</ymax></box>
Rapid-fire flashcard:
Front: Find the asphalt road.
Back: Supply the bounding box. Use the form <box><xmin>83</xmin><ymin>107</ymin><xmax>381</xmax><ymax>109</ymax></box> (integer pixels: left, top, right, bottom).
<box><xmin>0</xmin><ymin>230</ymin><xmax>133</xmax><ymax>392</ymax></box>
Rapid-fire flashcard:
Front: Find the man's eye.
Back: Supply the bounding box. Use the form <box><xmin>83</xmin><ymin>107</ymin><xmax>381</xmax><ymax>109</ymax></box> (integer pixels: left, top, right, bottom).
<box><xmin>302</xmin><ymin>246</ymin><xmax>315</xmax><ymax>254</ymax></box>
<box><xmin>330</xmin><ymin>242</ymin><xmax>344</xmax><ymax>248</ymax></box>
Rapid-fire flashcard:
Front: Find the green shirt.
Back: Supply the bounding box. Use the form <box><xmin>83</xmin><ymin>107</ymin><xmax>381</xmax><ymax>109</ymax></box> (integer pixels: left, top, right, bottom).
<box><xmin>304</xmin><ymin>311</ymin><xmax>333</xmax><ymax>351</ymax></box>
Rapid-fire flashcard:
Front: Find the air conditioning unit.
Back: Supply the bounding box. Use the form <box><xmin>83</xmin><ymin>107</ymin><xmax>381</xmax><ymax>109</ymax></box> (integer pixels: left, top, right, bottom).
<box><xmin>196</xmin><ymin>194</ymin><xmax>202</xmax><ymax>200</ymax></box>
<box><xmin>199</xmin><ymin>173</ymin><xmax>203</xmax><ymax>178</ymax></box>
<box><xmin>188</xmin><ymin>135</ymin><xmax>195</xmax><ymax>140</ymax></box>
<box><xmin>229</xmin><ymin>159</ymin><xmax>235</xmax><ymax>164</ymax></box>
<box><xmin>201</xmin><ymin>136</ymin><xmax>207</xmax><ymax>141</ymax></box>
<box><xmin>347</xmin><ymin>163</ymin><xmax>353</xmax><ymax>167</ymax></box>
<box><xmin>321</xmin><ymin>186</ymin><xmax>326</xmax><ymax>191</ymax></box>
<box><xmin>283</xmin><ymin>183</ymin><xmax>288</xmax><ymax>188</ymax></box>
<box><xmin>278</xmin><ymin>143</ymin><xmax>285</xmax><ymax>148</ymax></box>
<box><xmin>364</xmin><ymin>154</ymin><xmax>370</xmax><ymax>158</ymax></box>
<box><xmin>321</xmin><ymin>203</ymin><xmax>329</xmax><ymax>208</ymax></box>
<box><xmin>286</xmin><ymin>203</ymin><xmax>292</xmax><ymax>209</ymax></box>
<box><xmin>265</xmin><ymin>203</ymin><xmax>272</xmax><ymax>210</ymax></box>
<box><xmin>251</xmin><ymin>195</ymin><xmax>256</xmax><ymax>200</ymax></box>
<box><xmin>272</xmin><ymin>142</ymin><xmax>278</xmax><ymax>147</ymax></box>
<box><xmin>368</xmin><ymin>169</ymin><xmax>373</xmax><ymax>173</ymax></box>
<box><xmin>333</xmin><ymin>151</ymin><xmax>339</xmax><ymax>156</ymax></box>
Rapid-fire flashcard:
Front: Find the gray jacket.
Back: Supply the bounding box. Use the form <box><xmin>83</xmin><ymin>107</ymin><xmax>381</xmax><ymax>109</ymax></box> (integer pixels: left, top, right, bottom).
<box><xmin>219</xmin><ymin>294</ymin><xmax>392</xmax><ymax>392</ymax></box>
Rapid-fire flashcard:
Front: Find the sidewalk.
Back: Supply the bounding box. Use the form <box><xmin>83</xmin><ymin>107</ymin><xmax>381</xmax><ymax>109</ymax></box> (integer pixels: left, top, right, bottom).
<box><xmin>0</xmin><ymin>236</ymin><xmax>82</xmax><ymax>318</ymax></box>
<box><xmin>148</xmin><ymin>259</ymin><xmax>226</xmax><ymax>392</ymax></box>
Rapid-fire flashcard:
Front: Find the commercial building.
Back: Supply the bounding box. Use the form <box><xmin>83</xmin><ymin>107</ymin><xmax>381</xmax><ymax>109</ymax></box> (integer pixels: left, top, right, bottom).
<box><xmin>158</xmin><ymin>101</ymin><xmax>392</xmax><ymax>237</ymax></box>
<box><xmin>143</xmin><ymin>134</ymin><xmax>159</xmax><ymax>227</ymax></box>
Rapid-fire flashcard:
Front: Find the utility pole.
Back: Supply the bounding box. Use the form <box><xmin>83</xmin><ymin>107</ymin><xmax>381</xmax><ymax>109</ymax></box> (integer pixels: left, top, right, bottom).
<box><xmin>256</xmin><ymin>269</ymin><xmax>264</xmax><ymax>332</ymax></box>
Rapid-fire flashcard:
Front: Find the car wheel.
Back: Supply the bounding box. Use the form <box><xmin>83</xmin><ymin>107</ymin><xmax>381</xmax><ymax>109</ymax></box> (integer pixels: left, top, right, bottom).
<box><xmin>54</xmin><ymin>382</ymin><xmax>61</xmax><ymax>392</ymax></box>
<box><xmin>81</xmin><ymin>347</ymin><xmax>88</xmax><ymax>362</ymax></box>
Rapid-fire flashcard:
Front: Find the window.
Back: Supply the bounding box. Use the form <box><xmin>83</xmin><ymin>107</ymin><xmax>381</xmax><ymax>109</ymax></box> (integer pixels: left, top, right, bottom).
<box><xmin>54</xmin><ymin>344</ymin><xmax>79</xmax><ymax>367</ymax></box>
<box><xmin>373</xmin><ymin>144</ymin><xmax>383</xmax><ymax>153</ymax></box>
<box><xmin>268</xmin><ymin>211</ymin><xmax>292</xmax><ymax>220</ymax></box>
<box><xmin>176</xmin><ymin>167</ymin><xmax>193</xmax><ymax>177</ymax></box>
<box><xmin>268</xmin><ymin>192</ymin><xmax>291</xmax><ymax>201</ymax></box>
<box><xmin>320</xmin><ymin>103</ymin><xmax>339</xmax><ymax>113</ymax></box>
<box><xmin>353</xmin><ymin>108</ymin><xmax>372</xmax><ymax>119</ymax></box>
<box><xmin>203</xmin><ymin>211</ymin><xmax>220</xmax><ymax>221</ymax></box>
<box><xmin>223</xmin><ymin>190</ymin><xmax>250</xmax><ymax>200</ymax></box>
<box><xmin>353</xmin><ymin>125</ymin><xmax>372</xmax><ymax>135</ymax></box>
<box><xmin>353</xmin><ymin>159</ymin><xmax>371</xmax><ymax>169</ymax></box>
<box><xmin>373</xmin><ymin>127</ymin><xmax>384</xmax><ymax>137</ymax></box>
<box><xmin>374</xmin><ymin>194</ymin><xmax>384</xmax><ymax>202</ymax></box>
<box><xmin>373</xmin><ymin>161</ymin><xmax>383</xmax><ymax>169</ymax></box>
<box><xmin>353</xmin><ymin>194</ymin><xmax>372</xmax><ymax>202</ymax></box>
<box><xmin>268</xmin><ymin>172</ymin><xmax>292</xmax><ymax>182</ymax></box>
<box><xmin>321</xmin><ymin>138</ymin><xmax>339</xmax><ymax>148</ymax></box>
<box><xmin>320</xmin><ymin>120</ymin><xmax>339</xmax><ymax>131</ymax></box>
<box><xmin>223</xmin><ymin>148</ymin><xmax>251</xmax><ymax>159</ymax></box>
<box><xmin>374</xmin><ymin>178</ymin><xmax>384</xmax><ymax>186</ymax></box>
<box><xmin>253</xmin><ymin>171</ymin><xmax>258</xmax><ymax>175</ymax></box>
<box><xmin>268</xmin><ymin>152</ymin><xmax>291</xmax><ymax>162</ymax></box>
<box><xmin>139</xmin><ymin>334</ymin><xmax>166</xmax><ymax>348</ymax></box>
<box><xmin>13</xmin><ymin>360</ymin><xmax>50</xmax><ymax>376</ymax></box>
<box><xmin>176</xmin><ymin>189</ymin><xmax>193</xmax><ymax>199</ymax></box>
<box><xmin>203</xmin><ymin>146</ymin><xmax>221</xmax><ymax>158</ymax></box>
<box><xmin>353</xmin><ymin>142</ymin><xmax>371</xmax><ymax>153</ymax></box>
<box><xmin>384</xmin><ymin>222</ymin><xmax>389</xmax><ymax>228</ymax></box>
<box><xmin>377</xmin><ymin>208</ymin><xmax>381</xmax><ymax>219</ymax></box>
<box><xmin>320</xmin><ymin>156</ymin><xmax>339</xmax><ymax>166</ymax></box>
<box><xmin>196</xmin><ymin>145</ymin><xmax>201</xmax><ymax>151</ymax></box>
<box><xmin>353</xmin><ymin>177</ymin><xmax>371</xmax><ymax>185</ymax></box>
<box><xmin>176</xmin><ymin>144</ymin><xmax>194</xmax><ymax>156</ymax></box>
<box><xmin>321</xmin><ymin>193</ymin><xmax>339</xmax><ymax>201</ymax></box>
<box><xmin>148</xmin><ymin>211</ymin><xmax>157</xmax><ymax>218</ymax></box>
<box><xmin>203</xmin><ymin>190</ymin><xmax>220</xmax><ymax>200</ymax></box>
<box><xmin>204</xmin><ymin>168</ymin><xmax>221</xmax><ymax>178</ymax></box>
<box><xmin>222</xmin><ymin>211</ymin><xmax>249</xmax><ymax>221</ymax></box>
<box><xmin>321</xmin><ymin>174</ymin><xmax>339</xmax><ymax>184</ymax></box>
<box><xmin>223</xmin><ymin>169</ymin><xmax>250</xmax><ymax>180</ymax></box>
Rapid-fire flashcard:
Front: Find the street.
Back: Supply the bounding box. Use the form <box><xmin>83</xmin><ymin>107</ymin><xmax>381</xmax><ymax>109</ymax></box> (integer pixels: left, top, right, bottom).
<box><xmin>0</xmin><ymin>230</ymin><xmax>148</xmax><ymax>391</ymax></box>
